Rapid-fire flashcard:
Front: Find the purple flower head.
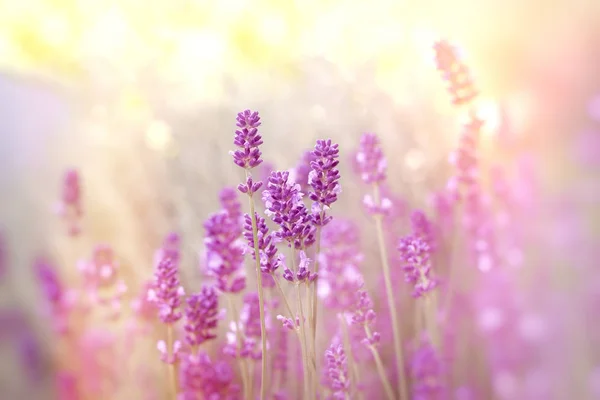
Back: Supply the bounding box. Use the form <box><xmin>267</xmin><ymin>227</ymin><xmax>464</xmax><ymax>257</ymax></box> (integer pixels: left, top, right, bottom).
<box><xmin>57</xmin><ymin>168</ymin><xmax>83</xmax><ymax>236</ymax></box>
<box><xmin>243</xmin><ymin>212</ymin><xmax>282</xmax><ymax>275</ymax></box>
<box><xmin>398</xmin><ymin>235</ymin><xmax>438</xmax><ymax>298</ymax></box>
<box><xmin>180</xmin><ymin>352</ymin><xmax>240</xmax><ymax>400</ymax></box>
<box><xmin>184</xmin><ymin>285</ymin><xmax>220</xmax><ymax>348</ymax></box>
<box><xmin>308</xmin><ymin>139</ymin><xmax>341</xmax><ymax>226</ymax></box>
<box><xmin>262</xmin><ymin>171</ymin><xmax>316</xmax><ymax>249</ymax></box>
<box><xmin>277</xmin><ymin>314</ymin><xmax>300</xmax><ymax>331</ymax></box>
<box><xmin>351</xmin><ymin>289</ymin><xmax>380</xmax><ymax>346</ymax></box>
<box><xmin>231</xmin><ymin>109</ymin><xmax>263</xmax><ymax>170</ymax></box>
<box><xmin>411</xmin><ymin>210</ymin><xmax>436</xmax><ymax>250</ymax></box>
<box><xmin>204</xmin><ymin>210</ymin><xmax>246</xmax><ymax>293</ymax></box>
<box><xmin>449</xmin><ymin>116</ymin><xmax>483</xmax><ymax>187</ymax></box>
<box><xmin>433</xmin><ymin>40</ymin><xmax>478</xmax><ymax>106</ymax></box>
<box><xmin>355</xmin><ymin>133</ymin><xmax>387</xmax><ymax>184</ymax></box>
<box><xmin>324</xmin><ymin>343</ymin><xmax>351</xmax><ymax>399</ymax></box>
<box><xmin>148</xmin><ymin>257</ymin><xmax>185</xmax><ymax>324</ymax></box>
<box><xmin>283</xmin><ymin>251</ymin><xmax>317</xmax><ymax>283</ymax></box>
<box><xmin>294</xmin><ymin>150</ymin><xmax>318</xmax><ymax>192</ymax></box>
<box><xmin>219</xmin><ymin>187</ymin><xmax>242</xmax><ymax>221</ymax></box>
<box><xmin>154</xmin><ymin>232</ymin><xmax>181</xmax><ymax>270</ymax></box>
<box><xmin>34</xmin><ymin>258</ymin><xmax>64</xmax><ymax>309</ymax></box>
<box><xmin>318</xmin><ymin>220</ymin><xmax>364</xmax><ymax>311</ymax></box>
<box><xmin>410</xmin><ymin>335</ymin><xmax>444</xmax><ymax>399</ymax></box>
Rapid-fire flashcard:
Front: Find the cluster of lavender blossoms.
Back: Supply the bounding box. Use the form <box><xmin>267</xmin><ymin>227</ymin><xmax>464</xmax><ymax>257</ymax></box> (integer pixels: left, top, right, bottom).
<box><xmin>20</xmin><ymin>38</ymin><xmax>594</xmax><ymax>400</ymax></box>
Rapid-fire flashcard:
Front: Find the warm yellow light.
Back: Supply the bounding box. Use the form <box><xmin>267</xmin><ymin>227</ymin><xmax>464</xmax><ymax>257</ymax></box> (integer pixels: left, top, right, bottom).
<box><xmin>145</xmin><ymin>120</ymin><xmax>172</xmax><ymax>152</ymax></box>
<box><xmin>475</xmin><ymin>98</ymin><xmax>502</xmax><ymax>136</ymax></box>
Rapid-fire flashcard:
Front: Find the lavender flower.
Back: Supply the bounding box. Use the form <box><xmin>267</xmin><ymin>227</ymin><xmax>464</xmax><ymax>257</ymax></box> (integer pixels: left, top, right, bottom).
<box><xmin>231</xmin><ymin>109</ymin><xmax>263</xmax><ymax>170</ymax></box>
<box><xmin>282</xmin><ymin>251</ymin><xmax>317</xmax><ymax>283</ymax></box>
<box><xmin>243</xmin><ymin>213</ymin><xmax>282</xmax><ymax>275</ymax></box>
<box><xmin>309</xmin><ymin>139</ymin><xmax>341</xmax><ymax>226</ymax></box>
<box><xmin>148</xmin><ymin>257</ymin><xmax>184</xmax><ymax>324</ymax></box>
<box><xmin>433</xmin><ymin>40</ymin><xmax>478</xmax><ymax>106</ymax></box>
<box><xmin>219</xmin><ymin>187</ymin><xmax>243</xmax><ymax>222</ymax></box>
<box><xmin>319</xmin><ymin>220</ymin><xmax>364</xmax><ymax>311</ymax></box>
<box><xmin>293</xmin><ymin>150</ymin><xmax>317</xmax><ymax>192</ymax></box>
<box><xmin>154</xmin><ymin>232</ymin><xmax>181</xmax><ymax>268</ymax></box>
<box><xmin>324</xmin><ymin>343</ymin><xmax>350</xmax><ymax>399</ymax></box>
<box><xmin>262</xmin><ymin>170</ymin><xmax>315</xmax><ymax>249</ymax></box>
<box><xmin>204</xmin><ymin>210</ymin><xmax>246</xmax><ymax>293</ymax></box>
<box><xmin>57</xmin><ymin>168</ymin><xmax>82</xmax><ymax>236</ymax></box>
<box><xmin>410</xmin><ymin>335</ymin><xmax>444</xmax><ymax>399</ymax></box>
<box><xmin>449</xmin><ymin>116</ymin><xmax>484</xmax><ymax>188</ymax></box>
<box><xmin>355</xmin><ymin>134</ymin><xmax>386</xmax><ymax>185</ymax></box>
<box><xmin>184</xmin><ymin>285</ymin><xmax>220</xmax><ymax>348</ymax></box>
<box><xmin>351</xmin><ymin>289</ymin><xmax>380</xmax><ymax>346</ymax></box>
<box><xmin>398</xmin><ymin>235</ymin><xmax>438</xmax><ymax>297</ymax></box>
<box><xmin>411</xmin><ymin>210</ymin><xmax>436</xmax><ymax>250</ymax></box>
<box><xmin>34</xmin><ymin>258</ymin><xmax>70</xmax><ymax>334</ymax></box>
<box><xmin>179</xmin><ymin>352</ymin><xmax>240</xmax><ymax>400</ymax></box>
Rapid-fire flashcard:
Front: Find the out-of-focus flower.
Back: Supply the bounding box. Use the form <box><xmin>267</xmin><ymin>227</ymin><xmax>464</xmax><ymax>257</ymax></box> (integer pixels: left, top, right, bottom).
<box><xmin>318</xmin><ymin>219</ymin><xmax>364</xmax><ymax>311</ymax></box>
<box><xmin>324</xmin><ymin>343</ymin><xmax>351</xmax><ymax>399</ymax></box>
<box><xmin>293</xmin><ymin>150</ymin><xmax>317</xmax><ymax>192</ymax></box>
<box><xmin>148</xmin><ymin>257</ymin><xmax>184</xmax><ymax>325</ymax></box>
<box><xmin>34</xmin><ymin>258</ymin><xmax>72</xmax><ymax>334</ymax></box>
<box><xmin>56</xmin><ymin>168</ymin><xmax>83</xmax><ymax>236</ymax></box>
<box><xmin>355</xmin><ymin>133</ymin><xmax>386</xmax><ymax>185</ymax></box>
<box><xmin>204</xmin><ymin>210</ymin><xmax>246</xmax><ymax>294</ymax></box>
<box><xmin>433</xmin><ymin>40</ymin><xmax>478</xmax><ymax>106</ymax></box>
<box><xmin>184</xmin><ymin>285</ymin><xmax>220</xmax><ymax>349</ymax></box>
<box><xmin>351</xmin><ymin>289</ymin><xmax>380</xmax><ymax>346</ymax></box>
<box><xmin>409</xmin><ymin>335</ymin><xmax>444</xmax><ymax>400</ymax></box>
<box><xmin>398</xmin><ymin>236</ymin><xmax>438</xmax><ymax>298</ymax></box>
<box><xmin>179</xmin><ymin>352</ymin><xmax>241</xmax><ymax>400</ymax></box>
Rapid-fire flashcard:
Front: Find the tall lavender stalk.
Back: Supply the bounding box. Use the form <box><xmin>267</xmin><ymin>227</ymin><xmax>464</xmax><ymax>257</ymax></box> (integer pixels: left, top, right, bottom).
<box><xmin>307</xmin><ymin>139</ymin><xmax>341</xmax><ymax>375</ymax></box>
<box><xmin>231</xmin><ymin>109</ymin><xmax>268</xmax><ymax>400</ymax></box>
<box><xmin>355</xmin><ymin>133</ymin><xmax>408</xmax><ymax>399</ymax></box>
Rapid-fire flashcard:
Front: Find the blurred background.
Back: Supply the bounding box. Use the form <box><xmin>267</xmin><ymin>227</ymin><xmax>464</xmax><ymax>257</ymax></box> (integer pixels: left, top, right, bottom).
<box><xmin>0</xmin><ymin>0</ymin><xmax>599</xmax><ymax>398</ymax></box>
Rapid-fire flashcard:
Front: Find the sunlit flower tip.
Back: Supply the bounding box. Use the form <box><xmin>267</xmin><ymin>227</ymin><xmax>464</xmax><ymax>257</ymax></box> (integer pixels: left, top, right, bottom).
<box><xmin>232</xmin><ymin>109</ymin><xmax>263</xmax><ymax>170</ymax></box>
<box><xmin>433</xmin><ymin>40</ymin><xmax>478</xmax><ymax>106</ymax></box>
<box><xmin>157</xmin><ymin>339</ymin><xmax>182</xmax><ymax>364</ymax></box>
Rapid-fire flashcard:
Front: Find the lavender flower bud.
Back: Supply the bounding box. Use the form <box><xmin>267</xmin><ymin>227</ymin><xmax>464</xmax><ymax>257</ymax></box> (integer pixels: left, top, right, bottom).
<box><xmin>324</xmin><ymin>343</ymin><xmax>351</xmax><ymax>398</ymax></box>
<box><xmin>309</xmin><ymin>139</ymin><xmax>341</xmax><ymax>226</ymax></box>
<box><xmin>398</xmin><ymin>235</ymin><xmax>438</xmax><ymax>298</ymax></box>
<box><xmin>148</xmin><ymin>257</ymin><xmax>185</xmax><ymax>324</ymax></box>
<box><xmin>231</xmin><ymin>109</ymin><xmax>263</xmax><ymax>170</ymax></box>
<box><xmin>184</xmin><ymin>285</ymin><xmax>220</xmax><ymax>348</ymax></box>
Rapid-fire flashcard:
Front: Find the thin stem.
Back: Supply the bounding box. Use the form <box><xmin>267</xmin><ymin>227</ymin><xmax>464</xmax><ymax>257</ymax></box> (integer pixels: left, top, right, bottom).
<box><xmin>166</xmin><ymin>325</ymin><xmax>177</xmax><ymax>399</ymax></box>
<box><xmin>292</xmin><ymin>250</ymin><xmax>311</xmax><ymax>400</ymax></box>
<box><xmin>247</xmin><ymin>183</ymin><xmax>268</xmax><ymax>400</ymax></box>
<box><xmin>274</xmin><ymin>275</ymin><xmax>296</xmax><ymax>319</ymax></box>
<box><xmin>310</xmin><ymin>217</ymin><xmax>324</xmax><ymax>355</ymax></box>
<box><xmin>365</xmin><ymin>327</ymin><xmax>395</xmax><ymax>400</ymax></box>
<box><xmin>372</xmin><ymin>184</ymin><xmax>409</xmax><ymax>399</ymax></box>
